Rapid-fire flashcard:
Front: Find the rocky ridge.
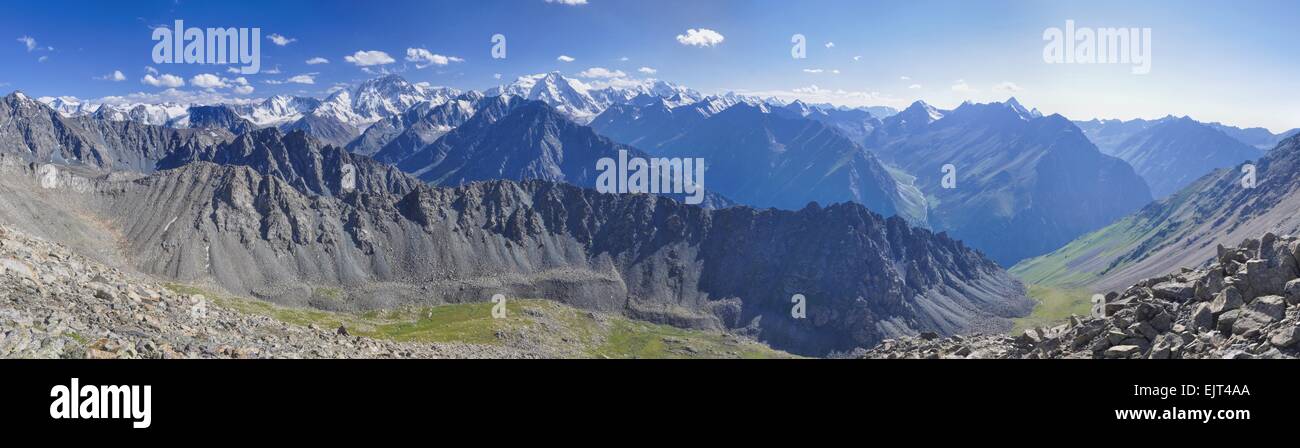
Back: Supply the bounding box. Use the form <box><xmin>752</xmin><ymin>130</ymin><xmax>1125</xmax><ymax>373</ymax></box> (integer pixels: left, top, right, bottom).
<box><xmin>862</xmin><ymin>232</ymin><xmax>1300</xmax><ymax>359</ymax></box>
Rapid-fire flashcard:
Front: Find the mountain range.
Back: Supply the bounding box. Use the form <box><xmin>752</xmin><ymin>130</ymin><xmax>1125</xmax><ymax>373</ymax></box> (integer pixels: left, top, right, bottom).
<box><xmin>9</xmin><ymin>68</ymin><xmax>1297</xmax><ymax>355</ymax></box>
<box><xmin>0</xmin><ymin>90</ymin><xmax>1030</xmax><ymax>355</ymax></box>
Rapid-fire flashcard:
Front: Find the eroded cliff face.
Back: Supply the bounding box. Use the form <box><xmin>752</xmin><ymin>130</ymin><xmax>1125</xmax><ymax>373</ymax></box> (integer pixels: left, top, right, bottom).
<box><xmin>76</xmin><ymin>152</ymin><xmax>1026</xmax><ymax>355</ymax></box>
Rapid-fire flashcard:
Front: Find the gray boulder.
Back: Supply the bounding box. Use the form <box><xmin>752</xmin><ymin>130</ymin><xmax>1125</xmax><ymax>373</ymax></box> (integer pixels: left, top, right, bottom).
<box><xmin>1270</xmin><ymin>326</ymin><xmax>1300</xmax><ymax>348</ymax></box>
<box><xmin>1208</xmin><ymin>287</ymin><xmax>1244</xmax><ymax>315</ymax></box>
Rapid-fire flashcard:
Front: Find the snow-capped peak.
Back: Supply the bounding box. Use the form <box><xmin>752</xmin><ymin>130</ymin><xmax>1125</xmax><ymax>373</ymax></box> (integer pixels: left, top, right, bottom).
<box><xmin>902</xmin><ymin>100</ymin><xmax>944</xmax><ymax>122</ymax></box>
<box><xmin>37</xmin><ymin>96</ymin><xmax>101</xmax><ymax>117</ymax></box>
<box><xmin>350</xmin><ymin>74</ymin><xmax>459</xmax><ymax>123</ymax></box>
<box><xmin>1004</xmin><ymin>97</ymin><xmax>1039</xmax><ymax>119</ymax></box>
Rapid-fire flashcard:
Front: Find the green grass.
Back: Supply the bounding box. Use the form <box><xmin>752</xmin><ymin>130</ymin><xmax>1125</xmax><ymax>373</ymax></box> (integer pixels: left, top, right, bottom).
<box><xmin>162</xmin><ymin>283</ymin><xmax>793</xmax><ymax>358</ymax></box>
<box><xmin>1009</xmin><ymin>221</ymin><xmax>1134</xmax><ymax>287</ymax></box>
<box><xmin>1010</xmin><ymin>284</ymin><xmax>1093</xmax><ymax>334</ymax></box>
<box><xmin>590</xmin><ymin>319</ymin><xmax>792</xmax><ymax>359</ymax></box>
<box><xmin>65</xmin><ymin>331</ymin><xmax>87</xmax><ymax>345</ymax></box>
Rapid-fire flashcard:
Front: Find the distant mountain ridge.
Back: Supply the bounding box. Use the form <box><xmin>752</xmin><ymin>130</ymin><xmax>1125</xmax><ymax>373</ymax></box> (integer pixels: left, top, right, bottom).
<box><xmin>1107</xmin><ymin>116</ymin><xmax>1262</xmax><ymax>198</ymax></box>
<box><xmin>591</xmin><ymin>97</ymin><xmax>928</xmax><ymax>224</ymax></box>
<box><xmin>867</xmin><ymin>98</ymin><xmax>1152</xmax><ymax>266</ymax></box>
<box><xmin>1075</xmin><ymin>115</ymin><xmax>1299</xmax><ymax>153</ymax></box>
<box><xmin>35</xmin><ymin>72</ymin><xmax>901</xmax><ymax>150</ymax></box>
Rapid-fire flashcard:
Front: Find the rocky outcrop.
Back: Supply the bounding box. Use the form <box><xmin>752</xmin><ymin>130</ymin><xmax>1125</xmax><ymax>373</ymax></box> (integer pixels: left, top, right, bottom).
<box><xmin>862</xmin><ymin>232</ymin><xmax>1300</xmax><ymax>359</ymax></box>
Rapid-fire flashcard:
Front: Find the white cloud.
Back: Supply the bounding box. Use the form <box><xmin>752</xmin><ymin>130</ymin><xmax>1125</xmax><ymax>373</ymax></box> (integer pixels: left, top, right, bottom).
<box><xmin>96</xmin><ymin>70</ymin><xmax>126</xmax><ymax>82</ymax></box>
<box><xmin>16</xmin><ymin>36</ymin><xmax>36</xmax><ymax>51</ymax></box>
<box><xmin>185</xmin><ymin>73</ymin><xmax>256</xmax><ymax>92</ymax></box>
<box><xmin>908</xmin><ymin>84</ymin><xmax>922</xmax><ymax>89</ymax></box>
<box><xmin>831</xmin><ymin>69</ymin><xmax>840</xmax><ymax>74</ymax></box>
<box><xmin>802</xmin><ymin>68</ymin><xmax>824</xmax><ymax>74</ymax></box>
<box><xmin>545</xmin><ymin>0</ymin><xmax>588</xmax><ymax>4</ymax></box>
<box><xmin>825</xmin><ymin>42</ymin><xmax>835</xmax><ymax>48</ymax></box>
<box><xmin>493</xmin><ymin>73</ymin><xmax>502</xmax><ymax>80</ymax></box>
<box><xmin>994</xmin><ymin>81</ymin><xmax>1024</xmax><ymax>93</ymax></box>
<box><xmin>37</xmin><ymin>56</ymin><xmax>48</xmax><ymax>63</ymax></box>
<box><xmin>305</xmin><ymin>57</ymin><xmax>329</xmax><ymax>65</ymax></box>
<box><xmin>190</xmin><ymin>73</ymin><xmax>229</xmax><ymax>89</ymax></box>
<box><xmin>675</xmin><ymin>28</ymin><xmax>725</xmax><ymax>47</ymax></box>
<box><xmin>578</xmin><ymin>67</ymin><xmax>626</xmax><ymax>78</ymax></box>
<box><xmin>619</xmin><ymin>56</ymin><xmax>630</xmax><ymax>62</ymax></box>
<box><xmin>406</xmin><ymin>48</ymin><xmax>463</xmax><ymax>68</ymax></box>
<box><xmin>141</xmin><ymin>73</ymin><xmax>185</xmax><ymax>88</ymax></box>
<box><xmin>587</xmin><ymin>77</ymin><xmax>646</xmax><ymax>90</ymax></box>
<box><xmin>951</xmin><ymin>79</ymin><xmax>977</xmax><ymax>93</ymax></box>
<box><xmin>556</xmin><ymin>55</ymin><xmax>576</xmax><ymax>62</ymax></box>
<box><xmin>638</xmin><ymin>66</ymin><xmax>657</xmax><ymax>75</ymax></box>
<box><xmin>345</xmin><ymin>50</ymin><xmax>396</xmax><ymax>66</ymax></box>
<box><xmin>267</xmin><ymin>33</ymin><xmax>296</xmax><ymax>46</ymax></box>
<box><xmin>286</xmin><ymin>74</ymin><xmax>316</xmax><ymax>85</ymax></box>
<box><xmin>733</xmin><ymin>86</ymin><xmax>909</xmax><ymax>110</ymax></box>
<box><xmin>262</xmin><ymin>66</ymin><xmax>282</xmax><ymax>74</ymax></box>
<box><xmin>853</xmin><ymin>55</ymin><xmax>862</xmax><ymax>61</ymax></box>
<box><xmin>900</xmin><ymin>76</ymin><xmax>910</xmax><ymax>80</ymax></box>
<box><xmin>95</xmin><ymin>88</ymin><xmax>259</xmax><ymax>107</ymax></box>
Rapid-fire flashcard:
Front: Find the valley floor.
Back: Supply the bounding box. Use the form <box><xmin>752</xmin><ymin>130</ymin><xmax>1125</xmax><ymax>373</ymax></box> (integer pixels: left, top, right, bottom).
<box><xmin>1009</xmin><ymin>285</ymin><xmax>1093</xmax><ymax>334</ymax></box>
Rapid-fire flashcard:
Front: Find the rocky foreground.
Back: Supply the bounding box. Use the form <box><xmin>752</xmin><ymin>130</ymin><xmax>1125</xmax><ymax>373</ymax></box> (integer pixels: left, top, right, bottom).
<box><xmin>861</xmin><ymin>232</ymin><xmax>1300</xmax><ymax>359</ymax></box>
<box><xmin>0</xmin><ymin>225</ymin><xmax>546</xmax><ymax>358</ymax></box>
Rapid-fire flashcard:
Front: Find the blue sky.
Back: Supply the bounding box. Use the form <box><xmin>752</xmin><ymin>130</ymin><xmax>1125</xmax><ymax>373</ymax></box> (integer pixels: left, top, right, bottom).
<box><xmin>1</xmin><ymin>0</ymin><xmax>1297</xmax><ymax>131</ymax></box>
